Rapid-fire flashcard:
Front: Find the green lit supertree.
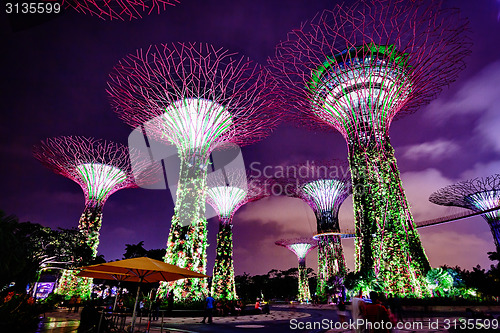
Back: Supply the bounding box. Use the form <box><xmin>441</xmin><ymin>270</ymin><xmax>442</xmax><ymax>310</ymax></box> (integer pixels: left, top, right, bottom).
<box><xmin>33</xmin><ymin>136</ymin><xmax>155</xmax><ymax>298</ymax></box>
<box><xmin>108</xmin><ymin>42</ymin><xmax>278</xmax><ymax>300</ymax></box>
<box><xmin>274</xmin><ymin>161</ymin><xmax>351</xmax><ymax>298</ymax></box>
<box><xmin>206</xmin><ymin>171</ymin><xmax>267</xmax><ymax>300</ymax></box>
<box><xmin>429</xmin><ymin>174</ymin><xmax>500</xmax><ymax>253</ymax></box>
<box><xmin>276</xmin><ymin>238</ymin><xmax>317</xmax><ymax>302</ymax></box>
<box><xmin>270</xmin><ymin>0</ymin><xmax>469</xmax><ymax>296</ymax></box>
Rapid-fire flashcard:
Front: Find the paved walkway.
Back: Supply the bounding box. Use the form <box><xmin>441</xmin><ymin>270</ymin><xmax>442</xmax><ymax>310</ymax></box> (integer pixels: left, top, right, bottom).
<box><xmin>36</xmin><ymin>306</ymin><xmax>312</xmax><ymax>333</ymax></box>
<box><xmin>35</xmin><ymin>304</ymin><xmax>500</xmax><ymax>333</ymax></box>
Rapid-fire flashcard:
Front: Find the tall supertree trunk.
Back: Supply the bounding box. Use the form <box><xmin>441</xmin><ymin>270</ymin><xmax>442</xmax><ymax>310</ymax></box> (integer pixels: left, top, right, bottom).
<box><xmin>297</xmin><ymin>258</ymin><xmax>310</xmax><ymax>302</ymax></box>
<box><xmin>78</xmin><ymin>204</ymin><xmax>104</xmax><ymax>257</ymax></box>
<box><xmin>161</xmin><ymin>155</ymin><xmax>209</xmax><ymax>300</ymax></box>
<box><xmin>315</xmin><ymin>210</ymin><xmax>346</xmax><ymax>298</ymax></box>
<box><xmin>55</xmin><ymin>204</ymin><xmax>102</xmax><ymax>299</ymax></box>
<box><xmin>211</xmin><ymin>221</ymin><xmax>237</xmax><ymax>300</ymax></box>
<box><xmin>349</xmin><ymin>138</ymin><xmax>430</xmax><ymax>296</ymax></box>
<box><xmin>316</xmin><ymin>235</ymin><xmax>346</xmax><ymax>297</ymax></box>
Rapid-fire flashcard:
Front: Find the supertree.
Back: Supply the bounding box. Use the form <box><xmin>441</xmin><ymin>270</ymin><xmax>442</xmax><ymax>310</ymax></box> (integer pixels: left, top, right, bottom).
<box><xmin>61</xmin><ymin>0</ymin><xmax>179</xmax><ymax>21</ymax></box>
<box><xmin>274</xmin><ymin>161</ymin><xmax>351</xmax><ymax>297</ymax></box>
<box><xmin>107</xmin><ymin>42</ymin><xmax>279</xmax><ymax>300</ymax></box>
<box><xmin>275</xmin><ymin>238</ymin><xmax>317</xmax><ymax>302</ymax></box>
<box><xmin>33</xmin><ymin>136</ymin><xmax>156</xmax><ymax>298</ymax></box>
<box><xmin>269</xmin><ymin>0</ymin><xmax>469</xmax><ymax>296</ymax></box>
<box><xmin>206</xmin><ymin>171</ymin><xmax>268</xmax><ymax>300</ymax></box>
<box><xmin>429</xmin><ymin>174</ymin><xmax>500</xmax><ymax>252</ymax></box>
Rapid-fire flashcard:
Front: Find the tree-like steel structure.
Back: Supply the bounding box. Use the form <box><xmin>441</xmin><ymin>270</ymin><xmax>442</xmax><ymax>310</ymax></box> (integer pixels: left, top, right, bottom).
<box><xmin>108</xmin><ymin>42</ymin><xmax>278</xmax><ymax>300</ymax></box>
<box><xmin>206</xmin><ymin>171</ymin><xmax>268</xmax><ymax>300</ymax></box>
<box><xmin>274</xmin><ymin>161</ymin><xmax>351</xmax><ymax>297</ymax></box>
<box><xmin>429</xmin><ymin>174</ymin><xmax>500</xmax><ymax>252</ymax></box>
<box><xmin>276</xmin><ymin>238</ymin><xmax>317</xmax><ymax>302</ymax></box>
<box><xmin>62</xmin><ymin>0</ymin><xmax>179</xmax><ymax>21</ymax></box>
<box><xmin>269</xmin><ymin>0</ymin><xmax>469</xmax><ymax>296</ymax></box>
<box><xmin>33</xmin><ymin>136</ymin><xmax>155</xmax><ymax>298</ymax></box>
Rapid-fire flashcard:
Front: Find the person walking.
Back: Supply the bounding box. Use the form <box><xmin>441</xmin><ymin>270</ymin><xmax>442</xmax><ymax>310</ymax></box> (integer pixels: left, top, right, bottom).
<box><xmin>201</xmin><ymin>294</ymin><xmax>215</xmax><ymax>324</ymax></box>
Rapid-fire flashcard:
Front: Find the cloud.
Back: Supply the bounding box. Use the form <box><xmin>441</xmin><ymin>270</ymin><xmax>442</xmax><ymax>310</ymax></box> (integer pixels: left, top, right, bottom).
<box><xmin>402</xmin><ymin>139</ymin><xmax>460</xmax><ymax>161</ymax></box>
<box><xmin>426</xmin><ymin>60</ymin><xmax>500</xmax><ymax>152</ymax></box>
<box><xmin>427</xmin><ymin>61</ymin><xmax>500</xmax><ymax>117</ymax></box>
<box><xmin>419</xmin><ymin>225</ymin><xmax>495</xmax><ymax>270</ymax></box>
<box><xmin>401</xmin><ymin>168</ymin><xmax>471</xmax><ymax>223</ymax></box>
<box><xmin>236</xmin><ymin>196</ymin><xmax>319</xmax><ymax>236</ymax></box>
<box><xmin>460</xmin><ymin>160</ymin><xmax>500</xmax><ymax>180</ymax></box>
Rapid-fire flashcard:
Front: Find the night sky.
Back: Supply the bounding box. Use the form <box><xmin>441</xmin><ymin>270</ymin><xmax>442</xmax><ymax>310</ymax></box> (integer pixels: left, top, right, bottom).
<box><xmin>1</xmin><ymin>0</ymin><xmax>500</xmax><ymax>277</ymax></box>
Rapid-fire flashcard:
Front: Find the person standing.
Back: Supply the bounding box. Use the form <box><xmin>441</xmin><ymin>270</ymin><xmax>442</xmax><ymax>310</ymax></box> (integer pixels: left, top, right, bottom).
<box><xmin>337</xmin><ymin>300</ymin><xmax>348</xmax><ymax>323</ymax></box>
<box><xmin>74</xmin><ymin>296</ymin><xmax>82</xmax><ymax>313</ymax></box>
<box><xmin>363</xmin><ymin>292</ymin><xmax>392</xmax><ymax>333</ymax></box>
<box><xmin>152</xmin><ymin>297</ymin><xmax>160</xmax><ymax>321</ymax></box>
<box><xmin>351</xmin><ymin>290</ymin><xmax>366</xmax><ymax>333</ymax></box>
<box><xmin>167</xmin><ymin>291</ymin><xmax>174</xmax><ymax>313</ymax></box>
<box><xmin>201</xmin><ymin>294</ymin><xmax>215</xmax><ymax>324</ymax></box>
<box><xmin>68</xmin><ymin>296</ymin><xmax>76</xmax><ymax>313</ymax></box>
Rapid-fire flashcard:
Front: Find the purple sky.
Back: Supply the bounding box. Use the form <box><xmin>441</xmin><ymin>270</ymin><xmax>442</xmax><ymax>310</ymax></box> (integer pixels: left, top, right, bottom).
<box><xmin>1</xmin><ymin>0</ymin><xmax>500</xmax><ymax>277</ymax></box>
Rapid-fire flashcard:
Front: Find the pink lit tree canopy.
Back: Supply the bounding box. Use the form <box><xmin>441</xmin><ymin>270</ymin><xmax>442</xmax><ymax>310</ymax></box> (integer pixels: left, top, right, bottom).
<box><xmin>33</xmin><ymin>136</ymin><xmax>155</xmax><ymax>254</ymax></box>
<box><xmin>33</xmin><ymin>136</ymin><xmax>156</xmax><ymax>297</ymax></box>
<box><xmin>107</xmin><ymin>42</ymin><xmax>279</xmax><ymax>300</ymax></box>
<box><xmin>62</xmin><ymin>0</ymin><xmax>179</xmax><ymax>21</ymax></box>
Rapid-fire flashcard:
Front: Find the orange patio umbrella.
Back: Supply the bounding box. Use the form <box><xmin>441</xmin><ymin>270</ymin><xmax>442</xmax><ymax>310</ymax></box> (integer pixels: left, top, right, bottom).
<box><xmin>77</xmin><ymin>257</ymin><xmax>208</xmax><ymax>331</ymax></box>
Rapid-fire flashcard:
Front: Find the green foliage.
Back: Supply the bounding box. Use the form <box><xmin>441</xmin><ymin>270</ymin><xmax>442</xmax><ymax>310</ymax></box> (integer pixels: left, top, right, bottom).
<box><xmin>123</xmin><ymin>241</ymin><xmax>148</xmax><ymax>259</ymax></box>
<box><xmin>344</xmin><ymin>270</ymin><xmax>383</xmax><ymax>298</ymax></box>
<box><xmin>0</xmin><ymin>211</ymin><xmax>93</xmax><ymax>293</ymax></box>
<box><xmin>0</xmin><ymin>292</ymin><xmax>41</xmax><ymax>332</ymax></box>
<box><xmin>426</xmin><ymin>268</ymin><xmax>453</xmax><ymax>295</ymax></box>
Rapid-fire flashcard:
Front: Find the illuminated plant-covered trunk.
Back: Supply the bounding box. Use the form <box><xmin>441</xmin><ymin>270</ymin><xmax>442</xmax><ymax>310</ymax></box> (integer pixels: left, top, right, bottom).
<box><xmin>313</xmin><ymin>207</ymin><xmax>347</xmax><ymax>298</ymax></box>
<box><xmin>298</xmin><ymin>257</ymin><xmax>311</xmax><ymax>302</ymax></box>
<box><xmin>78</xmin><ymin>204</ymin><xmax>104</xmax><ymax>256</ymax></box>
<box><xmin>350</xmin><ymin>139</ymin><xmax>430</xmax><ymax>296</ymax></box>
<box><xmin>55</xmin><ymin>269</ymin><xmax>93</xmax><ymax>299</ymax></box>
<box><xmin>161</xmin><ymin>155</ymin><xmax>208</xmax><ymax>300</ymax></box>
<box><xmin>316</xmin><ymin>235</ymin><xmax>346</xmax><ymax>297</ymax></box>
<box><xmin>211</xmin><ymin>220</ymin><xmax>237</xmax><ymax>300</ymax></box>
<box><xmin>55</xmin><ymin>204</ymin><xmax>102</xmax><ymax>299</ymax></box>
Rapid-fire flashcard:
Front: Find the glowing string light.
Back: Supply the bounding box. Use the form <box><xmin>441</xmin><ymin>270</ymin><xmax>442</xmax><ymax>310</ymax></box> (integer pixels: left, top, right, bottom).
<box><xmin>75</xmin><ymin>163</ymin><xmax>127</xmax><ymax>202</ymax></box>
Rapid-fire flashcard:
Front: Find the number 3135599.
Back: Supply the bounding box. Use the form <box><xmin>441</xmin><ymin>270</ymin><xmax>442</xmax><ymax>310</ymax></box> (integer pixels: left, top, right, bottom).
<box><xmin>6</xmin><ymin>2</ymin><xmax>61</xmax><ymax>14</ymax></box>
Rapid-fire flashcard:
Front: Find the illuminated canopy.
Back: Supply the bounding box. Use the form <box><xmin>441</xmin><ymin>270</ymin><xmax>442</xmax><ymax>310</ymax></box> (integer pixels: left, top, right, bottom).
<box><xmin>289</xmin><ymin>243</ymin><xmax>315</xmax><ymax>260</ymax></box>
<box><xmin>159</xmin><ymin>98</ymin><xmax>232</xmax><ymax>156</ymax></box>
<box><xmin>310</xmin><ymin>44</ymin><xmax>411</xmax><ymax>141</ymax></box>
<box><xmin>206</xmin><ymin>186</ymin><xmax>247</xmax><ymax>220</ymax></box>
<box><xmin>302</xmin><ymin>179</ymin><xmax>350</xmax><ymax>214</ymax></box>
<box><xmin>466</xmin><ymin>191</ymin><xmax>500</xmax><ymax>221</ymax></box>
<box><xmin>76</xmin><ymin>163</ymin><xmax>127</xmax><ymax>202</ymax></box>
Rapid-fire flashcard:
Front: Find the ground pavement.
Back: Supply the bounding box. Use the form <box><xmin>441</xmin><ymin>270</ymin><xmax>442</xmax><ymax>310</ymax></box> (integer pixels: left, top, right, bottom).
<box><xmin>35</xmin><ymin>304</ymin><xmax>499</xmax><ymax>333</ymax></box>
